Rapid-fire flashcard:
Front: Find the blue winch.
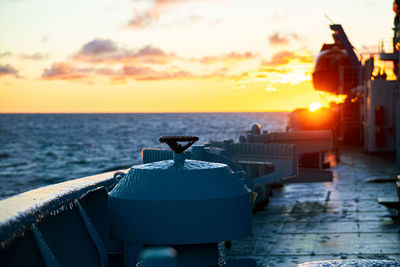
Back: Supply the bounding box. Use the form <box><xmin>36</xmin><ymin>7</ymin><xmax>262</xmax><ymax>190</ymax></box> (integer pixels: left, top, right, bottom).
<box><xmin>109</xmin><ymin>136</ymin><xmax>253</xmax><ymax>266</ymax></box>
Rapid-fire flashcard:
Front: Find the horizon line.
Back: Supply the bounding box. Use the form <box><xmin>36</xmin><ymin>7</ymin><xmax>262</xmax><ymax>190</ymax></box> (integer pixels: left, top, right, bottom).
<box><xmin>0</xmin><ymin>110</ymin><xmax>294</xmax><ymax>114</ymax></box>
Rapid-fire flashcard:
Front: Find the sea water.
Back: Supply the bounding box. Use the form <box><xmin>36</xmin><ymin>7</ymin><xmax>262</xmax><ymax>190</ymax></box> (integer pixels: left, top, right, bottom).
<box><xmin>0</xmin><ymin>113</ymin><xmax>287</xmax><ymax>199</ymax></box>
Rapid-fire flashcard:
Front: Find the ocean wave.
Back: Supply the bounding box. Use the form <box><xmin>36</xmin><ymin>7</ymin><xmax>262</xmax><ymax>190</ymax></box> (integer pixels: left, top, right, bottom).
<box><xmin>0</xmin><ymin>112</ymin><xmax>288</xmax><ymax>199</ymax></box>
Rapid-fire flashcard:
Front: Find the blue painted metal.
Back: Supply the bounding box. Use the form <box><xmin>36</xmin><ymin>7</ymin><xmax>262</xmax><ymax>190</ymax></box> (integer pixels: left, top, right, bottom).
<box><xmin>0</xmin><ymin>171</ymin><xmax>120</xmax><ymax>247</ymax></box>
<box><xmin>225</xmin><ymin>142</ymin><xmax>297</xmax><ymax>185</ymax></box>
<box><xmin>31</xmin><ymin>226</ymin><xmax>61</xmax><ymax>267</ymax></box>
<box><xmin>192</xmin><ymin>145</ymin><xmax>243</xmax><ymax>173</ymax></box>
<box><xmin>109</xmin><ymin>157</ymin><xmax>252</xmax><ymax>244</ymax></box>
<box><xmin>148</xmin><ymin>142</ymin><xmax>297</xmax><ymax>185</ymax></box>
<box><xmin>142</xmin><ymin>145</ymin><xmax>256</xmax><ymax>189</ymax></box>
<box><xmin>139</xmin><ymin>247</ymin><xmax>177</xmax><ymax>267</ymax></box>
<box><xmin>110</xmin><ymin>136</ymin><xmax>254</xmax><ymax>266</ymax></box>
<box><xmin>113</xmin><ymin>171</ymin><xmax>126</xmax><ymax>183</ymax></box>
<box><xmin>76</xmin><ymin>201</ymin><xmax>108</xmax><ymax>267</ymax></box>
<box><xmin>0</xmin><ymin>228</ymin><xmax>46</xmax><ymax>266</ymax></box>
<box><xmin>169</xmin><ymin>243</ymin><xmax>220</xmax><ymax>267</ymax></box>
<box><xmin>141</xmin><ymin>140</ymin><xmax>299</xmax><ymax>210</ymax></box>
<box><xmin>141</xmin><ymin>140</ymin><xmax>299</xmax><ymax>200</ymax></box>
<box><xmin>123</xmin><ymin>243</ymin><xmax>143</xmax><ymax>267</ymax></box>
<box><xmin>78</xmin><ymin>187</ymin><xmax>110</xmax><ymax>245</ymax></box>
<box><xmin>142</xmin><ymin>149</ymin><xmax>174</xmax><ymax>164</ymax></box>
<box><xmin>33</xmin><ymin>188</ymin><xmax>109</xmax><ymax>266</ymax></box>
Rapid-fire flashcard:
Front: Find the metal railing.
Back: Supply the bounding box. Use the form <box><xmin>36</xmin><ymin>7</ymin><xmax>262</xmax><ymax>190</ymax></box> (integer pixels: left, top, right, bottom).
<box><xmin>0</xmin><ymin>170</ymin><xmax>121</xmax><ymax>246</ymax></box>
<box><xmin>379</xmin><ymin>38</ymin><xmax>395</xmax><ymax>54</ymax></box>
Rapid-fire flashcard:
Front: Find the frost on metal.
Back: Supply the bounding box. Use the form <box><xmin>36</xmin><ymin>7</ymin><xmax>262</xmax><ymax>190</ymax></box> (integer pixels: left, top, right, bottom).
<box><xmin>0</xmin><ymin>171</ymin><xmax>120</xmax><ymax>247</ymax></box>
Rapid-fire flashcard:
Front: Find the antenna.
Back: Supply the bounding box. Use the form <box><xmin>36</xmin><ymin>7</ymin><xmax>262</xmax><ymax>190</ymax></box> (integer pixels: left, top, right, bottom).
<box><xmin>324</xmin><ymin>14</ymin><xmax>335</xmax><ymax>24</ymax></box>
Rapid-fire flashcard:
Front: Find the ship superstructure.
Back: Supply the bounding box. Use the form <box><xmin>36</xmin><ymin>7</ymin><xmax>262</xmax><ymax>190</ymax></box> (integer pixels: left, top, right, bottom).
<box><xmin>289</xmin><ymin>12</ymin><xmax>400</xmax><ymax>160</ymax></box>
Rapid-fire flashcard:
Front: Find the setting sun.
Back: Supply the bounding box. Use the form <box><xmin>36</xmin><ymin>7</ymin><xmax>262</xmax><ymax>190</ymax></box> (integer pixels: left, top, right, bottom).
<box><xmin>309</xmin><ymin>101</ymin><xmax>322</xmax><ymax>112</ymax></box>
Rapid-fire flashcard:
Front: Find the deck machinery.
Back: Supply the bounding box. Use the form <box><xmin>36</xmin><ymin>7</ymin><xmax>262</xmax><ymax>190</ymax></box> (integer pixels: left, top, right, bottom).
<box><xmin>289</xmin><ymin>6</ymin><xmax>400</xmax><ymax>165</ymax></box>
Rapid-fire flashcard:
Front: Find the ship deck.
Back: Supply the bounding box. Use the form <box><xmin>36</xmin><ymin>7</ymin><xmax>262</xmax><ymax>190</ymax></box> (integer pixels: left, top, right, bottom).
<box><xmin>220</xmin><ymin>148</ymin><xmax>399</xmax><ymax>266</ymax></box>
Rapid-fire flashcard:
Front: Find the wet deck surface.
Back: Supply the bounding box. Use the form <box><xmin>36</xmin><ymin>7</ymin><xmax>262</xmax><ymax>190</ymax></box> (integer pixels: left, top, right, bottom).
<box><xmin>220</xmin><ymin>149</ymin><xmax>399</xmax><ymax>266</ymax></box>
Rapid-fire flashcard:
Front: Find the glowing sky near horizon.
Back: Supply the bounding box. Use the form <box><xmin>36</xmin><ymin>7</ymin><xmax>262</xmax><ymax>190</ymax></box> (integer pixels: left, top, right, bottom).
<box><xmin>0</xmin><ymin>0</ymin><xmax>395</xmax><ymax>112</ymax></box>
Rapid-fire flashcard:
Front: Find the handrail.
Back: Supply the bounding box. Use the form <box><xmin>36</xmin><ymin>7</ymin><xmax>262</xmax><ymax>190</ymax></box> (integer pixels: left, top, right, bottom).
<box><xmin>0</xmin><ymin>170</ymin><xmax>124</xmax><ymax>246</ymax></box>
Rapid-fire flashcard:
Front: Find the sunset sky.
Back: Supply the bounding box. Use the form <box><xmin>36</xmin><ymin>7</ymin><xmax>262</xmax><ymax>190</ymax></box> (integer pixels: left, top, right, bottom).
<box><xmin>0</xmin><ymin>0</ymin><xmax>395</xmax><ymax>112</ymax></box>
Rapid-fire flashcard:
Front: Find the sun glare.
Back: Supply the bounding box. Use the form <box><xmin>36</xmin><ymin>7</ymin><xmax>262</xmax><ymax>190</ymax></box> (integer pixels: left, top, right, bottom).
<box><xmin>309</xmin><ymin>102</ymin><xmax>322</xmax><ymax>112</ymax></box>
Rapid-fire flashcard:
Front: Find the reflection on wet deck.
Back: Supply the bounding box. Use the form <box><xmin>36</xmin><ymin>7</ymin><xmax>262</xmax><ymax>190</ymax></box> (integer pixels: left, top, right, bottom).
<box><xmin>220</xmin><ymin>149</ymin><xmax>399</xmax><ymax>266</ymax></box>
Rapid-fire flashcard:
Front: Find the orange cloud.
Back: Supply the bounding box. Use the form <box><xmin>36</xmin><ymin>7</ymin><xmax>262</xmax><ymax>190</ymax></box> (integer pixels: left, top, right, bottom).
<box><xmin>41</xmin><ymin>38</ymin><xmax>315</xmax><ymax>86</ymax></box>
<box><xmin>73</xmin><ymin>39</ymin><xmax>176</xmax><ymax>65</ymax></box>
<box><xmin>259</xmin><ymin>67</ymin><xmax>291</xmax><ymax>73</ymax></box>
<box><xmin>123</xmin><ymin>66</ymin><xmax>192</xmax><ymax>80</ymax></box>
<box><xmin>40</xmin><ymin>61</ymin><xmax>246</xmax><ymax>82</ymax></box>
<box><xmin>42</xmin><ymin>63</ymin><xmax>88</xmax><ymax>80</ymax></box>
<box><xmin>128</xmin><ymin>8</ymin><xmax>161</xmax><ymax>29</ymax></box>
<box><xmin>264</xmin><ymin>50</ymin><xmax>313</xmax><ymax>66</ymax></box>
<box><xmin>268</xmin><ymin>32</ymin><xmax>300</xmax><ymax>46</ymax></box>
<box><xmin>41</xmin><ymin>61</ymin><xmax>196</xmax><ymax>82</ymax></box>
<box><xmin>42</xmin><ymin>37</ymin><xmax>262</xmax><ymax>82</ymax></box>
<box><xmin>198</xmin><ymin>51</ymin><xmax>256</xmax><ymax>65</ymax></box>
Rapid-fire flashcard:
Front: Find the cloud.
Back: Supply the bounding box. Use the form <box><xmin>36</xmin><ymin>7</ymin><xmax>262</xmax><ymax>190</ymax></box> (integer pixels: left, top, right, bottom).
<box><xmin>128</xmin><ymin>0</ymin><xmax>185</xmax><ymax>28</ymax></box>
<box><xmin>41</xmin><ymin>37</ymin><xmax>316</xmax><ymax>87</ymax></box>
<box><xmin>20</xmin><ymin>53</ymin><xmax>49</xmax><ymax>60</ymax></box>
<box><xmin>73</xmin><ymin>39</ymin><xmax>118</xmax><ymax>63</ymax></box>
<box><xmin>94</xmin><ymin>67</ymin><xmax>120</xmax><ymax>76</ymax></box>
<box><xmin>44</xmin><ymin>38</ymin><xmax>306</xmax><ymax>84</ymax></box>
<box><xmin>264</xmin><ymin>50</ymin><xmax>312</xmax><ymax>66</ymax></box>
<box><xmin>0</xmin><ymin>51</ymin><xmax>12</xmax><ymax>58</ymax></box>
<box><xmin>123</xmin><ymin>65</ymin><xmax>192</xmax><ymax>80</ymax></box>
<box><xmin>267</xmin><ymin>51</ymin><xmax>295</xmax><ymax>65</ymax></box>
<box><xmin>73</xmin><ymin>39</ymin><xmax>176</xmax><ymax>65</ymax></box>
<box><xmin>198</xmin><ymin>51</ymin><xmax>256</xmax><ymax>65</ymax></box>
<box><xmin>268</xmin><ymin>32</ymin><xmax>300</xmax><ymax>46</ymax></box>
<box><xmin>0</xmin><ymin>51</ymin><xmax>48</xmax><ymax>61</ymax></box>
<box><xmin>42</xmin><ymin>63</ymin><xmax>88</xmax><ymax>80</ymax></box>
<box><xmin>73</xmin><ymin>39</ymin><xmax>257</xmax><ymax>70</ymax></box>
<box><xmin>268</xmin><ymin>33</ymin><xmax>290</xmax><ymax>46</ymax></box>
<box><xmin>80</xmin><ymin>39</ymin><xmax>118</xmax><ymax>55</ymax></box>
<box><xmin>133</xmin><ymin>45</ymin><xmax>175</xmax><ymax>64</ymax></box>
<box><xmin>128</xmin><ymin>8</ymin><xmax>160</xmax><ymax>29</ymax></box>
<box><xmin>260</xmin><ymin>67</ymin><xmax>291</xmax><ymax>73</ymax></box>
<box><xmin>40</xmin><ymin>59</ymin><xmax>243</xmax><ymax>82</ymax></box>
<box><xmin>41</xmin><ymin>63</ymin><xmax>194</xmax><ymax>82</ymax></box>
<box><xmin>127</xmin><ymin>0</ymin><xmax>209</xmax><ymax>29</ymax></box>
<box><xmin>0</xmin><ymin>64</ymin><xmax>19</xmax><ymax>77</ymax></box>
<box><xmin>251</xmin><ymin>49</ymin><xmax>314</xmax><ymax>87</ymax></box>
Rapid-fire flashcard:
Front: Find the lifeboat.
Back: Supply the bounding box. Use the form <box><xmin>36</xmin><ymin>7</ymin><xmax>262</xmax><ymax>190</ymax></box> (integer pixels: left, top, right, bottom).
<box><xmin>312</xmin><ymin>44</ymin><xmax>359</xmax><ymax>94</ymax></box>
